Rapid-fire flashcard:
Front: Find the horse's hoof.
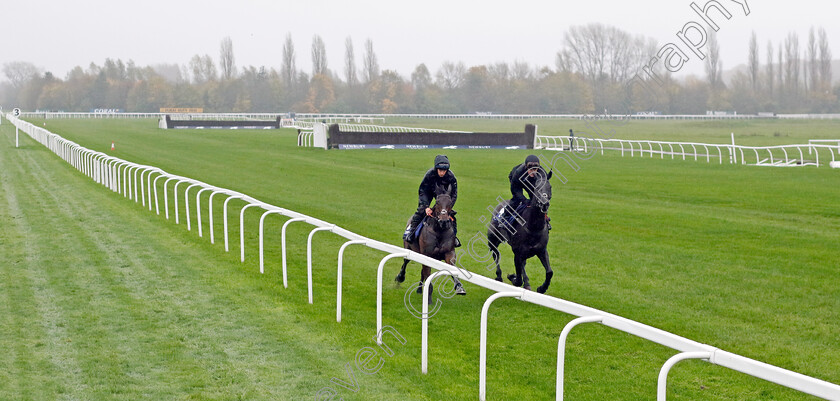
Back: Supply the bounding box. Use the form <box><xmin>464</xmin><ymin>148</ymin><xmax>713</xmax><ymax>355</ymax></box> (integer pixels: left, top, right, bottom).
<box><xmin>455</xmin><ymin>283</ymin><xmax>466</xmax><ymax>296</ymax></box>
<box><xmin>495</xmin><ymin>276</ymin><xmax>503</xmax><ymax>282</ymax></box>
<box><xmin>395</xmin><ymin>273</ymin><xmax>405</xmax><ymax>283</ymax></box>
<box><xmin>524</xmin><ymin>285</ymin><xmax>532</xmax><ymax>291</ymax></box>
<box><xmin>537</xmin><ymin>285</ymin><xmax>547</xmax><ymax>294</ymax></box>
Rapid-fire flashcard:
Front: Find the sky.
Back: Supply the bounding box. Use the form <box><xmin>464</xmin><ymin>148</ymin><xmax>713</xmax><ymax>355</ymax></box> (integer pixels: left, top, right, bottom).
<box><xmin>4</xmin><ymin>0</ymin><xmax>840</xmax><ymax>81</ymax></box>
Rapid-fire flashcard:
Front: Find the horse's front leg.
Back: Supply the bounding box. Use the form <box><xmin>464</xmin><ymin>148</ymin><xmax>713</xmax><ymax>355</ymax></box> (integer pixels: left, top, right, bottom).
<box><xmin>488</xmin><ymin>233</ymin><xmax>503</xmax><ymax>282</ymax></box>
<box><xmin>536</xmin><ymin>249</ymin><xmax>553</xmax><ymax>294</ymax></box>
<box><xmin>508</xmin><ymin>254</ymin><xmax>525</xmax><ymax>288</ymax></box>
<box><xmin>519</xmin><ymin>255</ymin><xmax>531</xmax><ymax>291</ymax></box>
<box><xmin>395</xmin><ymin>258</ymin><xmax>409</xmax><ymax>283</ymax></box>
<box><xmin>444</xmin><ymin>251</ymin><xmax>466</xmax><ymax>295</ymax></box>
<box><xmin>416</xmin><ymin>265</ymin><xmax>433</xmax><ymax>303</ymax></box>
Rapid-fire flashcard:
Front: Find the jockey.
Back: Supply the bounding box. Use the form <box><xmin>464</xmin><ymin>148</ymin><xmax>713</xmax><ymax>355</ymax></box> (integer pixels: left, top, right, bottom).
<box><xmin>502</xmin><ymin>154</ymin><xmax>551</xmax><ymax>229</ymax></box>
<box><xmin>404</xmin><ymin>155</ymin><xmax>459</xmax><ymax>244</ymax></box>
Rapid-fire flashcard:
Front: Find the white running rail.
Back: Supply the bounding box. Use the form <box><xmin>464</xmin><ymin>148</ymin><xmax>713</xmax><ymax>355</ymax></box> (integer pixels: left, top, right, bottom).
<box><xmin>7</xmin><ymin>113</ymin><xmax>839</xmax><ymax>401</ymax></box>
<box><xmin>536</xmin><ymin>135</ymin><xmax>839</xmax><ymax>167</ymax></box>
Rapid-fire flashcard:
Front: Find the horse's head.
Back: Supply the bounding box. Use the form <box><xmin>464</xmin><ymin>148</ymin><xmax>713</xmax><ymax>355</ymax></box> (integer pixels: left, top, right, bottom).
<box><xmin>533</xmin><ymin>170</ymin><xmax>552</xmax><ymax>213</ymax></box>
<box><xmin>433</xmin><ymin>184</ymin><xmax>454</xmax><ymax>227</ymax></box>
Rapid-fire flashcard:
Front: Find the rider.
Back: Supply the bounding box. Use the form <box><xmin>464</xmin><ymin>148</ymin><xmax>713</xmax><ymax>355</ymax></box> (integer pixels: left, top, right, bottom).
<box><xmin>501</xmin><ymin>154</ymin><xmax>551</xmax><ymax>229</ymax></box>
<box><xmin>404</xmin><ymin>155</ymin><xmax>459</xmax><ymax>244</ymax></box>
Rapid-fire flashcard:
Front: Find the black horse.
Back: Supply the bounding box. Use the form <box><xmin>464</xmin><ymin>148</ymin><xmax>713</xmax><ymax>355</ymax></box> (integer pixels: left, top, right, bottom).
<box><xmin>395</xmin><ymin>184</ymin><xmax>466</xmax><ymax>297</ymax></box>
<box><xmin>488</xmin><ymin>170</ymin><xmax>554</xmax><ymax>293</ymax></box>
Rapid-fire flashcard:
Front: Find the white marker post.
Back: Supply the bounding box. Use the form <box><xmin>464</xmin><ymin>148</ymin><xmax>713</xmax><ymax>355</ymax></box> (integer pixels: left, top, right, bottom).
<box><xmin>731</xmin><ymin>132</ymin><xmax>736</xmax><ymax>164</ymax></box>
<box><xmin>13</xmin><ymin>108</ymin><xmax>21</xmax><ymax>148</ymax></box>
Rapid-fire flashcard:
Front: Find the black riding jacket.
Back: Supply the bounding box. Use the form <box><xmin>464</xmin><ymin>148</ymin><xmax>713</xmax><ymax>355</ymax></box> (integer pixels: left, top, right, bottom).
<box><xmin>418</xmin><ymin>168</ymin><xmax>458</xmax><ymax>208</ymax></box>
<box><xmin>509</xmin><ymin>163</ymin><xmax>546</xmax><ymax>203</ymax></box>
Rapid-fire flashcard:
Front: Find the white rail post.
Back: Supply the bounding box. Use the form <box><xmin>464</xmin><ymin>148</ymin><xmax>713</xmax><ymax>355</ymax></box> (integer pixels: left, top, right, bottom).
<box><xmin>731</xmin><ymin>133</ymin><xmax>736</xmax><ymax>164</ymax></box>
<box><xmin>306</xmin><ymin>225</ymin><xmax>335</xmax><ymax>304</ymax></box>
<box><xmin>173</xmin><ymin>180</ymin><xmax>186</xmax><ymax>223</ymax></box>
<box><xmin>184</xmin><ymin>183</ymin><xmax>202</xmax><ymax>231</ymax></box>
<box><xmin>222</xmin><ymin>195</ymin><xmax>244</xmax><ymax>251</ymax></box>
<box><xmin>281</xmin><ymin>217</ymin><xmax>307</xmax><ymax>288</ymax></box>
<box><xmin>480</xmin><ymin>291</ymin><xmax>521</xmax><ymax>401</ymax></box>
<box><xmin>207</xmin><ymin>190</ymin><xmax>229</xmax><ymax>243</ymax></box>
<box><xmin>376</xmin><ymin>252</ymin><xmax>410</xmax><ymax>344</ymax></box>
<box><xmin>336</xmin><ymin>240</ymin><xmax>366</xmax><ymax>322</ymax></box>
<box><xmin>657</xmin><ymin>352</ymin><xmax>712</xmax><ymax>401</ymax></box>
<box><xmin>556</xmin><ymin>315</ymin><xmax>604</xmax><ymax>401</ymax></box>
<box><xmin>152</xmin><ymin>174</ymin><xmax>166</xmax><ymax>215</ymax></box>
<box><xmin>239</xmin><ymin>203</ymin><xmax>262</xmax><ymax>262</ymax></box>
<box><xmin>133</xmin><ymin>166</ymin><xmax>141</xmax><ymax>201</ymax></box>
<box><xmin>258</xmin><ymin>210</ymin><xmax>285</xmax><ymax>274</ymax></box>
<box><xmin>422</xmin><ymin>270</ymin><xmax>455</xmax><ymax>374</ymax></box>
<box><xmin>195</xmin><ymin>187</ymin><xmax>214</xmax><ymax>236</ymax></box>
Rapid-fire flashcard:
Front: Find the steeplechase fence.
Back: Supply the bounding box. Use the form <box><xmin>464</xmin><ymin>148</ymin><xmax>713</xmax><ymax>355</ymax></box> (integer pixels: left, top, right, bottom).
<box><xmin>326</xmin><ymin>124</ymin><xmax>537</xmax><ymax>150</ymax></box>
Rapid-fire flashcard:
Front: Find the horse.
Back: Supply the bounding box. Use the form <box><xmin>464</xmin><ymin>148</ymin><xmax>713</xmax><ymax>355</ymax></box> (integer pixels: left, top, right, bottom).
<box><xmin>487</xmin><ymin>170</ymin><xmax>554</xmax><ymax>293</ymax></box>
<box><xmin>395</xmin><ymin>184</ymin><xmax>466</xmax><ymax>299</ymax></box>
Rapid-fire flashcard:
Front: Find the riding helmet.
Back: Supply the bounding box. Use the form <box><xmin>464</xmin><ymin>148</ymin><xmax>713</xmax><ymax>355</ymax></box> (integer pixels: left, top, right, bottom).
<box><xmin>434</xmin><ymin>155</ymin><xmax>450</xmax><ymax>170</ymax></box>
<box><xmin>525</xmin><ymin>154</ymin><xmax>540</xmax><ymax>169</ymax></box>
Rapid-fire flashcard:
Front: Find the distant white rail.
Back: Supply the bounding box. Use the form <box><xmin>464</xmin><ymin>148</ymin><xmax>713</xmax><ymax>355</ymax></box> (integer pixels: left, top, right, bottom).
<box><xmin>7</xmin><ymin>113</ymin><xmax>839</xmax><ymax>401</ymax></box>
<box><xmin>536</xmin><ymin>135</ymin><xmax>839</xmax><ymax>167</ymax></box>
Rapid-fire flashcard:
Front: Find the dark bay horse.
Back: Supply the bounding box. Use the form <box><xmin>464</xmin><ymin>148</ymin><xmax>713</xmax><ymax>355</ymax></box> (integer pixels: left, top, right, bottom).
<box><xmin>488</xmin><ymin>170</ymin><xmax>554</xmax><ymax>293</ymax></box>
<box><xmin>395</xmin><ymin>184</ymin><xmax>465</xmax><ymax>298</ymax></box>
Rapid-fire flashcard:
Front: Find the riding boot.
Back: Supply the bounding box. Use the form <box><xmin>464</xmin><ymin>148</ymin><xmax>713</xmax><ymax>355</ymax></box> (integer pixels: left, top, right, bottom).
<box><xmin>404</xmin><ymin>211</ymin><xmax>425</xmax><ymax>242</ymax></box>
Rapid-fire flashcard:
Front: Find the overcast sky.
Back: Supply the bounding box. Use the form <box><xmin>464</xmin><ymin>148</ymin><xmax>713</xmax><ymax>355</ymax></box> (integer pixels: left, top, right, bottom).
<box><xmin>4</xmin><ymin>0</ymin><xmax>840</xmax><ymax>81</ymax></box>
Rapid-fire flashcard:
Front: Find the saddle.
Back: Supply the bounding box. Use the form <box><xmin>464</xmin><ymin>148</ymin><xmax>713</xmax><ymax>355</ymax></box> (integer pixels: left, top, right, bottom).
<box><xmin>413</xmin><ymin>220</ymin><xmax>426</xmax><ymax>239</ymax></box>
<box><xmin>492</xmin><ymin>202</ymin><xmax>528</xmax><ymax>226</ymax></box>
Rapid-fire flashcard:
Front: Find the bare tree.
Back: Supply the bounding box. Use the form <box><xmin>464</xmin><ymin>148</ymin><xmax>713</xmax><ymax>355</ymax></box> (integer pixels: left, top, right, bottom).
<box><xmin>705</xmin><ymin>30</ymin><xmax>723</xmax><ymax>90</ymax></box>
<box><xmin>282</xmin><ymin>33</ymin><xmax>297</xmax><ymax>87</ymax></box>
<box><xmin>488</xmin><ymin>62</ymin><xmax>511</xmax><ymax>85</ymax></box>
<box><xmin>556</xmin><ymin>23</ymin><xmax>652</xmax><ymax>83</ymax></box>
<box><xmin>807</xmin><ymin>27</ymin><xmax>818</xmax><ymax>92</ymax></box>
<box><xmin>748</xmin><ymin>31</ymin><xmax>759</xmax><ymax>91</ymax></box>
<box><xmin>511</xmin><ymin>61</ymin><xmax>532</xmax><ymax>81</ymax></box>
<box><xmin>189</xmin><ymin>55</ymin><xmax>204</xmax><ymax>83</ymax></box>
<box><xmin>203</xmin><ymin>55</ymin><xmax>218</xmax><ymax>82</ymax></box>
<box><xmin>3</xmin><ymin>61</ymin><xmax>40</xmax><ymax>89</ymax></box>
<box><xmin>311</xmin><ymin>35</ymin><xmax>328</xmax><ymax>76</ymax></box>
<box><xmin>555</xmin><ymin>50</ymin><xmax>573</xmax><ymax>73</ymax></box>
<box><xmin>818</xmin><ymin>27</ymin><xmax>833</xmax><ymax>92</ymax></box>
<box><xmin>190</xmin><ymin>54</ymin><xmax>218</xmax><ymax>83</ymax></box>
<box><xmin>435</xmin><ymin>61</ymin><xmax>465</xmax><ymax>89</ymax></box>
<box><xmin>784</xmin><ymin>32</ymin><xmax>800</xmax><ymax>94</ymax></box>
<box><xmin>765</xmin><ymin>41</ymin><xmax>774</xmax><ymax>97</ymax></box>
<box><xmin>362</xmin><ymin>38</ymin><xmax>379</xmax><ymax>83</ymax></box>
<box><xmin>219</xmin><ymin>36</ymin><xmax>236</xmax><ymax>80</ymax></box>
<box><xmin>344</xmin><ymin>36</ymin><xmax>357</xmax><ymax>86</ymax></box>
<box><xmin>777</xmin><ymin>43</ymin><xmax>784</xmax><ymax>94</ymax></box>
<box><xmin>411</xmin><ymin>63</ymin><xmax>432</xmax><ymax>89</ymax></box>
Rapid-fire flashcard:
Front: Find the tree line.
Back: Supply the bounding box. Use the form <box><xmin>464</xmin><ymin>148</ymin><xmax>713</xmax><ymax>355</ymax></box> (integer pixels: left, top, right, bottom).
<box><xmin>2</xmin><ymin>25</ymin><xmax>837</xmax><ymax>115</ymax></box>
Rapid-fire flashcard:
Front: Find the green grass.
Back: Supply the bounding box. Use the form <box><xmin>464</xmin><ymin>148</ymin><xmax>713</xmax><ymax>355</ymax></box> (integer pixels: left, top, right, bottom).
<box><xmin>2</xmin><ymin>117</ymin><xmax>839</xmax><ymax>400</ymax></box>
